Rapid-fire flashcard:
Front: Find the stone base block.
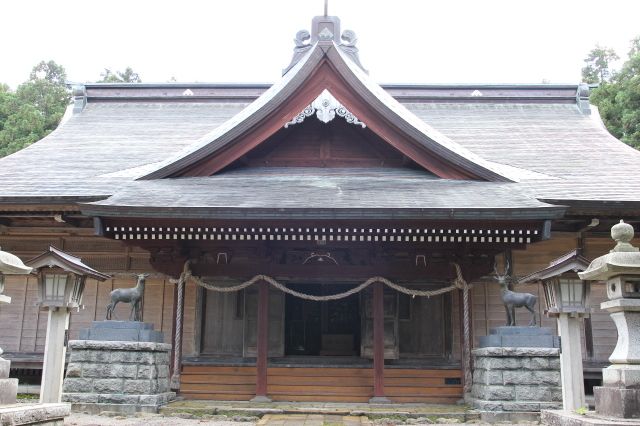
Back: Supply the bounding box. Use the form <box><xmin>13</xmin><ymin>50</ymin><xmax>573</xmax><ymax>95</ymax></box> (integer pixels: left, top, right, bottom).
<box><xmin>467</xmin><ymin>396</ymin><xmax>561</xmax><ymax>412</ymax></box>
<box><xmin>0</xmin><ymin>377</ymin><xmax>18</xmax><ymax>404</ymax></box>
<box><xmin>594</xmin><ymin>386</ymin><xmax>640</xmax><ymax>419</ymax></box>
<box><xmin>64</xmin><ymin>392</ymin><xmax>175</xmax><ymax>414</ymax></box>
<box><xmin>602</xmin><ymin>365</ymin><xmax>640</xmax><ymax>388</ymax></box>
<box><xmin>0</xmin><ymin>403</ymin><xmax>70</xmax><ymax>426</ymax></box>
<box><xmin>479</xmin><ymin>326</ymin><xmax>560</xmax><ymax>348</ymax></box>
<box><xmin>471</xmin><ymin>345</ymin><xmax>561</xmax><ymax>413</ymax></box>
<box><xmin>0</xmin><ymin>357</ymin><xmax>11</xmax><ymax>378</ymax></box>
<box><xmin>542</xmin><ymin>409</ymin><xmax>640</xmax><ymax>426</ymax></box>
<box><xmin>467</xmin><ymin>409</ymin><xmax>541</xmax><ymax>424</ymax></box>
<box><xmin>62</xmin><ymin>338</ymin><xmax>174</xmax><ymax>413</ymax></box>
<box><xmin>79</xmin><ymin>321</ymin><xmax>164</xmax><ymax>343</ymax></box>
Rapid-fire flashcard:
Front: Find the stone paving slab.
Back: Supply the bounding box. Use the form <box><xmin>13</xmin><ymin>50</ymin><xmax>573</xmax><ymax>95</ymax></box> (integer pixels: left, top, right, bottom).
<box><xmin>257</xmin><ymin>414</ymin><xmax>373</xmax><ymax>425</ymax></box>
<box><xmin>163</xmin><ymin>400</ymin><xmax>468</xmax><ymax>417</ymax></box>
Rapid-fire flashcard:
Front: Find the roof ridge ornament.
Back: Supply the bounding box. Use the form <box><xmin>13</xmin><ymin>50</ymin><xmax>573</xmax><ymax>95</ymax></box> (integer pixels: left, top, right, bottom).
<box><xmin>282</xmin><ymin>30</ymin><xmax>312</xmax><ymax>75</ymax></box>
<box><xmin>284</xmin><ymin>89</ymin><xmax>366</xmax><ymax>129</ymax></box>
<box><xmin>338</xmin><ymin>30</ymin><xmax>367</xmax><ymax>74</ymax></box>
<box><xmin>283</xmin><ymin>15</ymin><xmax>367</xmax><ymax>75</ymax></box>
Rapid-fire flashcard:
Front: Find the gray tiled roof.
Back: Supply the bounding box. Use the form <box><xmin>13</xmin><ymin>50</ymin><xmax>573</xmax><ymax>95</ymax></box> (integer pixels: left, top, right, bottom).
<box><xmin>82</xmin><ymin>167</ymin><xmax>564</xmax><ymax>220</ymax></box>
<box><xmin>406</xmin><ymin>103</ymin><xmax>640</xmax><ymax>202</ymax></box>
<box><xmin>0</xmin><ymin>87</ymin><xmax>638</xmax><ymax>212</ymax></box>
<box><xmin>0</xmin><ymin>102</ymin><xmax>247</xmax><ymax>201</ymax></box>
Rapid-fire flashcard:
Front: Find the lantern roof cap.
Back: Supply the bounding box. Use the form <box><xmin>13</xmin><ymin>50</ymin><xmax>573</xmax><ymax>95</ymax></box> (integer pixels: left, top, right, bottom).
<box><xmin>25</xmin><ymin>246</ymin><xmax>110</xmax><ymax>281</ymax></box>
<box><xmin>520</xmin><ymin>249</ymin><xmax>590</xmax><ymax>283</ymax></box>
<box><xmin>579</xmin><ymin>220</ymin><xmax>640</xmax><ymax>281</ymax></box>
<box><xmin>0</xmin><ymin>247</ymin><xmax>32</xmax><ymax>275</ymax></box>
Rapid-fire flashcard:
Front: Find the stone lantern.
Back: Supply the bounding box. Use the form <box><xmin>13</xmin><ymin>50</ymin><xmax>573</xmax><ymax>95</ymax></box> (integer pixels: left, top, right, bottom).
<box><xmin>0</xmin><ymin>247</ymin><xmax>32</xmax><ymax>405</ymax></box>
<box><xmin>579</xmin><ymin>220</ymin><xmax>640</xmax><ymax>418</ymax></box>
<box><xmin>521</xmin><ymin>250</ymin><xmax>591</xmax><ymax>411</ymax></box>
<box><xmin>25</xmin><ymin>246</ymin><xmax>109</xmax><ymax>404</ymax></box>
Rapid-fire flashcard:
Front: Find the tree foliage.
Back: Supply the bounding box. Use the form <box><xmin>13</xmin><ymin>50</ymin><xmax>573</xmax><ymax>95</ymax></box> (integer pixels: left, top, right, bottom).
<box><xmin>0</xmin><ymin>60</ymin><xmax>70</xmax><ymax>157</ymax></box>
<box><xmin>590</xmin><ymin>37</ymin><xmax>640</xmax><ymax>149</ymax></box>
<box><xmin>581</xmin><ymin>45</ymin><xmax>619</xmax><ymax>84</ymax></box>
<box><xmin>99</xmin><ymin>67</ymin><xmax>141</xmax><ymax>83</ymax></box>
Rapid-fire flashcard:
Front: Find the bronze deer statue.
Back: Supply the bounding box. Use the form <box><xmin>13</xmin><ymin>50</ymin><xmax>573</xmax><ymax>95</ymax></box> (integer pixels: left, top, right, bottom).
<box><xmin>494</xmin><ymin>261</ymin><xmax>537</xmax><ymax>326</ymax></box>
<box><xmin>106</xmin><ymin>273</ymin><xmax>149</xmax><ymax>321</ymax></box>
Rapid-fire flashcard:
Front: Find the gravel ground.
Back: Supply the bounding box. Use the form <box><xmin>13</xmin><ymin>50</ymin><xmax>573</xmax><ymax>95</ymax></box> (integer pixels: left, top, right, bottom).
<box><xmin>65</xmin><ymin>412</ymin><xmax>257</xmax><ymax>426</ymax></box>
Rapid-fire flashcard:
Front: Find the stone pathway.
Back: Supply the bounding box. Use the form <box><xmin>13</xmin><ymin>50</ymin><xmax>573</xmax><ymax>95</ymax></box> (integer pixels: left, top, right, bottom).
<box><xmin>257</xmin><ymin>414</ymin><xmax>371</xmax><ymax>425</ymax></box>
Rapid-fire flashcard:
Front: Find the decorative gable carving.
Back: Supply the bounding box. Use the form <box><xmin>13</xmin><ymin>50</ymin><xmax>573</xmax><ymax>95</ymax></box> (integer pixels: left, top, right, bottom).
<box><xmin>284</xmin><ymin>89</ymin><xmax>366</xmax><ymax>129</ymax></box>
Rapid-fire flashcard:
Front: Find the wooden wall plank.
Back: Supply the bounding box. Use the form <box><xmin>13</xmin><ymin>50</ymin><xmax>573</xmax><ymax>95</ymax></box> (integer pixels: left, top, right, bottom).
<box><xmin>0</xmin><ymin>276</ymin><xmax>28</xmax><ymax>352</ymax></box>
<box><xmin>182</xmin><ymin>281</ymin><xmax>197</xmax><ymax>356</ymax></box>
<box><xmin>178</xmin><ymin>365</ymin><xmax>462</xmax><ymax>403</ymax></box>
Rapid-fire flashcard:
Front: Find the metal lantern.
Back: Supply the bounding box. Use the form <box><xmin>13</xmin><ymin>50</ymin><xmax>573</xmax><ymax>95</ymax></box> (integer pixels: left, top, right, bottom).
<box><xmin>26</xmin><ymin>246</ymin><xmax>109</xmax><ymax>309</ymax></box>
<box><xmin>542</xmin><ymin>276</ymin><xmax>590</xmax><ymax>317</ymax></box>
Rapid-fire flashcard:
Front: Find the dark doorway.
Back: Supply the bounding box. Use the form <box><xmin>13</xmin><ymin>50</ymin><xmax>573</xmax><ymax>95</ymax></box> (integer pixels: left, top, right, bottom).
<box><xmin>285</xmin><ymin>284</ymin><xmax>361</xmax><ymax>356</ymax></box>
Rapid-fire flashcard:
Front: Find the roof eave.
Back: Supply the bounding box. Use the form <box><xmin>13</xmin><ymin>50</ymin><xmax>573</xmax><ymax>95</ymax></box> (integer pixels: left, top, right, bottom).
<box><xmin>80</xmin><ymin>204</ymin><xmax>566</xmax><ymax>221</ymax></box>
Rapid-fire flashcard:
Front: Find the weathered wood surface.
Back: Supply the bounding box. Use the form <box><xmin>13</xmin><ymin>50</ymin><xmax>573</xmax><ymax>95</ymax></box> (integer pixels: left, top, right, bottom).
<box><xmin>0</xmin><ymin>232</ymin><xmax>624</xmax><ymax>368</ymax></box>
<box><xmin>237</xmin><ymin>116</ymin><xmax>413</xmax><ymax>169</ymax></box>
<box><xmin>179</xmin><ymin>365</ymin><xmax>462</xmax><ymax>403</ymax></box>
<box><xmin>0</xmin><ymin>274</ymin><xmax>176</xmax><ymax>358</ymax></box>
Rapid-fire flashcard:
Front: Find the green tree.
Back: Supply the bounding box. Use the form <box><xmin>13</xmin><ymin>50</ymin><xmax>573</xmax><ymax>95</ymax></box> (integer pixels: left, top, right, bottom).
<box><xmin>0</xmin><ymin>60</ymin><xmax>70</xmax><ymax>157</ymax></box>
<box><xmin>581</xmin><ymin>45</ymin><xmax>619</xmax><ymax>84</ymax></box>
<box><xmin>99</xmin><ymin>67</ymin><xmax>141</xmax><ymax>83</ymax></box>
<box><xmin>591</xmin><ymin>37</ymin><xmax>640</xmax><ymax>149</ymax></box>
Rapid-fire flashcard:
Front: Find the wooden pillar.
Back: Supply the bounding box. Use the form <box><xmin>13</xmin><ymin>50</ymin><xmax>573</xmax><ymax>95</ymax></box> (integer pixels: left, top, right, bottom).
<box><xmin>370</xmin><ymin>281</ymin><xmax>390</xmax><ymax>403</ymax></box>
<box><xmin>251</xmin><ymin>280</ymin><xmax>271</xmax><ymax>402</ymax></box>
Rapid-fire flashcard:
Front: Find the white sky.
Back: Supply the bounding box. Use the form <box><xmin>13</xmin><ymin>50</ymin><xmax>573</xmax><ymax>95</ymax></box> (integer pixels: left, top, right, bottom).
<box><xmin>2</xmin><ymin>0</ymin><xmax>640</xmax><ymax>89</ymax></box>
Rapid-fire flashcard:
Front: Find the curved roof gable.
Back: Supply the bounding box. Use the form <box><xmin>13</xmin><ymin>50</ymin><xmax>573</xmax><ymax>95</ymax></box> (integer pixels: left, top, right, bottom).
<box><xmin>140</xmin><ymin>40</ymin><xmax>513</xmax><ymax>182</ymax></box>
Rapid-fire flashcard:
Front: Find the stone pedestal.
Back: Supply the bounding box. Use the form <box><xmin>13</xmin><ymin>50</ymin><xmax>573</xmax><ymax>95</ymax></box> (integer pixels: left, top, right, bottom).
<box><xmin>592</xmin><ymin>299</ymin><xmax>640</xmax><ymax>419</ymax></box>
<box><xmin>469</xmin><ymin>327</ymin><xmax>562</xmax><ymax>412</ymax></box>
<box><xmin>79</xmin><ymin>320</ymin><xmax>164</xmax><ymax>343</ymax></box>
<box><xmin>479</xmin><ymin>326</ymin><xmax>560</xmax><ymax>349</ymax></box>
<box><xmin>62</xmin><ymin>322</ymin><xmax>175</xmax><ymax>414</ymax></box>
<box><xmin>0</xmin><ymin>357</ymin><xmax>18</xmax><ymax>405</ymax></box>
<box><xmin>0</xmin><ymin>293</ymin><xmax>18</xmax><ymax>405</ymax></box>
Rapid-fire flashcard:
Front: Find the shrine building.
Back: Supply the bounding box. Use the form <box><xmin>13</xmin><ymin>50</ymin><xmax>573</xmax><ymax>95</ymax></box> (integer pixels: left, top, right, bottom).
<box><xmin>0</xmin><ymin>13</ymin><xmax>639</xmax><ymax>403</ymax></box>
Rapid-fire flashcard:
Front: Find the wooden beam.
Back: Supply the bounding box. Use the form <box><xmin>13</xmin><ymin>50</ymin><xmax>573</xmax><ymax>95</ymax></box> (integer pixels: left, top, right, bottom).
<box><xmin>251</xmin><ymin>280</ymin><xmax>271</xmax><ymax>402</ymax></box>
<box><xmin>185</xmin><ymin>262</ymin><xmax>495</xmax><ymax>285</ymax></box>
<box><xmin>370</xmin><ymin>281</ymin><xmax>390</xmax><ymax>403</ymax></box>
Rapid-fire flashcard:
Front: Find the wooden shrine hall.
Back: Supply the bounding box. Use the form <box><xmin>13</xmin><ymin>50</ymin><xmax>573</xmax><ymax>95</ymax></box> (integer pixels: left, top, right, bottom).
<box><xmin>0</xmin><ymin>13</ymin><xmax>639</xmax><ymax>404</ymax></box>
